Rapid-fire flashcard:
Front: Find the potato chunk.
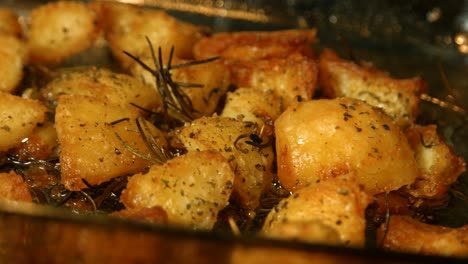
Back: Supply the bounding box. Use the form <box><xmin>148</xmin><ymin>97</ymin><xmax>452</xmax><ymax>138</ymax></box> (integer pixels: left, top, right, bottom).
<box><xmin>28</xmin><ymin>1</ymin><xmax>100</xmax><ymax>66</ymax></box>
<box><xmin>101</xmin><ymin>2</ymin><xmax>207</xmax><ymax>69</ymax></box>
<box><xmin>42</xmin><ymin>67</ymin><xmax>161</xmax><ymax>112</ymax></box>
<box><xmin>130</xmin><ymin>56</ymin><xmax>229</xmax><ymax>117</ymax></box>
<box><xmin>194</xmin><ymin>30</ymin><xmax>318</xmax><ymax>109</ymax></box>
<box><xmin>404</xmin><ymin>125</ymin><xmax>466</xmax><ymax>199</ymax></box>
<box><xmin>177</xmin><ymin>116</ymin><xmax>273</xmax><ymax>210</ymax></box>
<box><xmin>0</xmin><ymin>8</ymin><xmax>23</xmax><ymax>38</ymax></box>
<box><xmin>0</xmin><ymin>92</ymin><xmax>47</xmax><ymax>152</ymax></box>
<box><xmin>121</xmin><ymin>150</ymin><xmax>235</xmax><ymax>230</ymax></box>
<box><xmin>275</xmin><ymin>98</ymin><xmax>420</xmax><ymax>195</ymax></box>
<box><xmin>0</xmin><ymin>35</ymin><xmax>27</xmax><ymax>93</ymax></box>
<box><xmin>0</xmin><ymin>171</ymin><xmax>32</xmax><ymax>202</ymax></box>
<box><xmin>193</xmin><ymin>29</ymin><xmax>317</xmax><ymax>61</ymax></box>
<box><xmin>55</xmin><ymin>95</ymin><xmax>165</xmax><ymax>190</ymax></box>
<box><xmin>318</xmin><ymin>49</ymin><xmax>427</xmax><ymax>127</ymax></box>
<box><xmin>262</xmin><ymin>175</ymin><xmax>370</xmax><ymax>247</ymax></box>
<box><xmin>378</xmin><ymin>215</ymin><xmax>468</xmax><ymax>257</ymax></box>
<box><xmin>221</xmin><ymin>87</ymin><xmax>281</xmax><ymax>137</ymax></box>
<box><xmin>228</xmin><ymin>53</ymin><xmax>318</xmax><ymax>109</ymax></box>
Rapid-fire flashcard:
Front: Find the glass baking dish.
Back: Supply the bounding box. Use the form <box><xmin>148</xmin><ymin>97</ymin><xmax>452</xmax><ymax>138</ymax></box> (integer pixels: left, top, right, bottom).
<box><xmin>0</xmin><ymin>0</ymin><xmax>466</xmax><ymax>263</ymax></box>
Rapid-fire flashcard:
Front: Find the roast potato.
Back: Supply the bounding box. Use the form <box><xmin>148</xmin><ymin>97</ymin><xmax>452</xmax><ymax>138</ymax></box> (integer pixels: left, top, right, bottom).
<box><xmin>28</xmin><ymin>1</ymin><xmax>101</xmax><ymax>66</ymax></box>
<box><xmin>318</xmin><ymin>48</ymin><xmax>427</xmax><ymax>127</ymax></box>
<box><xmin>42</xmin><ymin>67</ymin><xmax>161</xmax><ymax>112</ymax></box>
<box><xmin>221</xmin><ymin>87</ymin><xmax>281</xmax><ymax>137</ymax></box>
<box><xmin>100</xmin><ymin>1</ymin><xmax>207</xmax><ymax>69</ymax></box>
<box><xmin>0</xmin><ymin>35</ymin><xmax>27</xmax><ymax>93</ymax></box>
<box><xmin>177</xmin><ymin>115</ymin><xmax>274</xmax><ymax>210</ymax></box>
<box><xmin>404</xmin><ymin>124</ymin><xmax>466</xmax><ymax>199</ymax></box>
<box><xmin>55</xmin><ymin>94</ymin><xmax>165</xmax><ymax>190</ymax></box>
<box><xmin>275</xmin><ymin>97</ymin><xmax>420</xmax><ymax>195</ymax></box>
<box><xmin>121</xmin><ymin>150</ymin><xmax>235</xmax><ymax>230</ymax></box>
<box><xmin>0</xmin><ymin>92</ymin><xmax>47</xmax><ymax>152</ymax></box>
<box><xmin>262</xmin><ymin>175</ymin><xmax>370</xmax><ymax>247</ymax></box>
<box><xmin>193</xmin><ymin>29</ymin><xmax>317</xmax><ymax>61</ymax></box>
<box><xmin>227</xmin><ymin>53</ymin><xmax>318</xmax><ymax>109</ymax></box>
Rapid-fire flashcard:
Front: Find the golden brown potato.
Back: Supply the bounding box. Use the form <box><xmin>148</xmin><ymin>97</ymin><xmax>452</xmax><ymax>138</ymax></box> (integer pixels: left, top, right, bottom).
<box><xmin>275</xmin><ymin>98</ymin><xmax>420</xmax><ymax>195</ymax></box>
<box><xmin>262</xmin><ymin>175</ymin><xmax>370</xmax><ymax>247</ymax></box>
<box><xmin>129</xmin><ymin>56</ymin><xmax>230</xmax><ymax>117</ymax></box>
<box><xmin>55</xmin><ymin>94</ymin><xmax>165</xmax><ymax>190</ymax></box>
<box><xmin>121</xmin><ymin>150</ymin><xmax>235</xmax><ymax>230</ymax></box>
<box><xmin>0</xmin><ymin>171</ymin><xmax>32</xmax><ymax>202</ymax></box>
<box><xmin>42</xmin><ymin>67</ymin><xmax>161</xmax><ymax>112</ymax></box>
<box><xmin>177</xmin><ymin>116</ymin><xmax>274</xmax><ymax>210</ymax></box>
<box><xmin>404</xmin><ymin>125</ymin><xmax>466</xmax><ymax>199</ymax></box>
<box><xmin>378</xmin><ymin>215</ymin><xmax>468</xmax><ymax>257</ymax></box>
<box><xmin>28</xmin><ymin>1</ymin><xmax>100</xmax><ymax>66</ymax></box>
<box><xmin>318</xmin><ymin>49</ymin><xmax>427</xmax><ymax>127</ymax></box>
<box><xmin>228</xmin><ymin>53</ymin><xmax>318</xmax><ymax>109</ymax></box>
<box><xmin>0</xmin><ymin>35</ymin><xmax>27</xmax><ymax>93</ymax></box>
<box><xmin>0</xmin><ymin>92</ymin><xmax>47</xmax><ymax>152</ymax></box>
<box><xmin>193</xmin><ymin>29</ymin><xmax>317</xmax><ymax>61</ymax></box>
<box><xmin>0</xmin><ymin>8</ymin><xmax>23</xmax><ymax>38</ymax></box>
<box><xmin>194</xmin><ymin>30</ymin><xmax>318</xmax><ymax>109</ymax></box>
<box><xmin>100</xmin><ymin>2</ymin><xmax>207</xmax><ymax>69</ymax></box>
<box><xmin>221</xmin><ymin>87</ymin><xmax>281</xmax><ymax>137</ymax></box>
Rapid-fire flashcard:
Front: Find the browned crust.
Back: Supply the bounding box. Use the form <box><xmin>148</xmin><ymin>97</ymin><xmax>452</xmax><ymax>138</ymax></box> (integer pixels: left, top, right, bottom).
<box><xmin>193</xmin><ymin>29</ymin><xmax>317</xmax><ymax>61</ymax></box>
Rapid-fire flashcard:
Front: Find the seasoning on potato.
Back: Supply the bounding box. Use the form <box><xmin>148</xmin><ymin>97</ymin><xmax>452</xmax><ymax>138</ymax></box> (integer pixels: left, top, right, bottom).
<box><xmin>121</xmin><ymin>150</ymin><xmax>235</xmax><ymax>230</ymax></box>
<box><xmin>262</xmin><ymin>174</ymin><xmax>370</xmax><ymax>247</ymax></box>
<box><xmin>275</xmin><ymin>97</ymin><xmax>420</xmax><ymax>195</ymax></box>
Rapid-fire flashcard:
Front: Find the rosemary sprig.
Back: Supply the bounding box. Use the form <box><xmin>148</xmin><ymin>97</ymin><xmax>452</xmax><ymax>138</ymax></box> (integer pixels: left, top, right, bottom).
<box><xmin>123</xmin><ymin>36</ymin><xmax>220</xmax><ymax>126</ymax></box>
<box><xmin>110</xmin><ymin>116</ymin><xmax>171</xmax><ymax>165</ymax></box>
<box><xmin>135</xmin><ymin>116</ymin><xmax>172</xmax><ymax>162</ymax></box>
